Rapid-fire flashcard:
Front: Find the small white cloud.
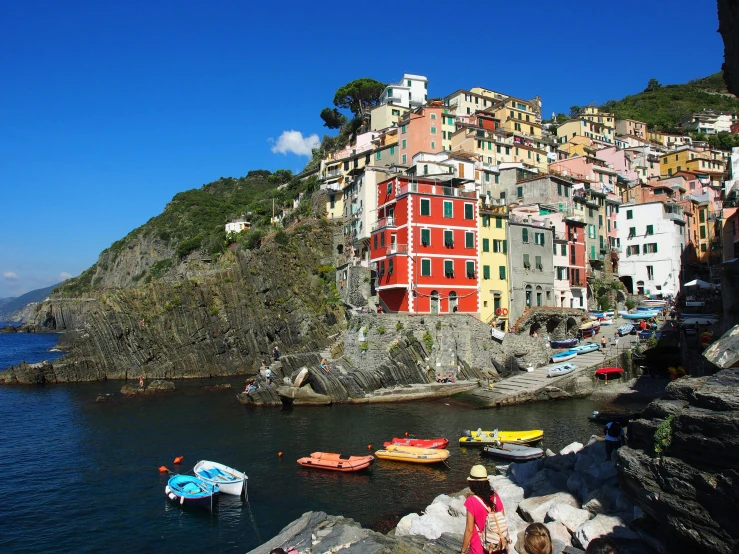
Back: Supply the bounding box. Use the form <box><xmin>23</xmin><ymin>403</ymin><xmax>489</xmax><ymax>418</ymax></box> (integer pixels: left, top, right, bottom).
<box><xmin>2</xmin><ymin>271</ymin><xmax>19</xmax><ymax>280</ymax></box>
<box><xmin>59</xmin><ymin>272</ymin><xmax>72</xmax><ymax>280</ymax></box>
<box><xmin>270</xmin><ymin>130</ymin><xmax>320</xmax><ymax>157</ymax></box>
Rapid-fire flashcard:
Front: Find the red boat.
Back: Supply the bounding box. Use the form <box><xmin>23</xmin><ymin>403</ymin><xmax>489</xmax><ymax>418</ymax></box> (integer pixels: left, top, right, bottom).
<box><xmin>382</xmin><ymin>437</ymin><xmax>449</xmax><ymax>449</ymax></box>
<box><xmin>596</xmin><ymin>367</ymin><xmax>624</xmax><ymax>383</ymax></box>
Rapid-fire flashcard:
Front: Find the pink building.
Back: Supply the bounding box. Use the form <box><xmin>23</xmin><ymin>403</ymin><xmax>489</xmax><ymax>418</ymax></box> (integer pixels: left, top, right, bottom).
<box><xmin>398</xmin><ymin>101</ymin><xmax>444</xmax><ymax>166</ymax></box>
<box><xmin>595</xmin><ymin>146</ymin><xmax>639</xmax><ymax>183</ymax></box>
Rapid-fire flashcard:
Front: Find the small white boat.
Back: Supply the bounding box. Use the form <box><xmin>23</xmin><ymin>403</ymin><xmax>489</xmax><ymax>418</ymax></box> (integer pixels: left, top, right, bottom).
<box><xmin>599</xmin><ymin>318</ymin><xmax>614</xmax><ymax>326</ymax></box>
<box><xmin>548</xmin><ymin>363</ymin><xmax>577</xmax><ymax>377</ymax></box>
<box><xmin>491</xmin><ymin>327</ymin><xmax>506</xmax><ymax>341</ymax></box>
<box><xmin>483</xmin><ymin>442</ymin><xmax>544</xmax><ymax>461</ymax></box>
<box><xmin>642</xmin><ymin>299</ymin><xmax>667</xmax><ymax>308</ymax></box>
<box><xmin>193</xmin><ymin>460</ymin><xmax>247</xmax><ymax>496</ymax></box>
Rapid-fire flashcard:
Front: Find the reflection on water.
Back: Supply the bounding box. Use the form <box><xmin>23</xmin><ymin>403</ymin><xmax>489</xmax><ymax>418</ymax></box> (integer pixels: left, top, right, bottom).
<box><xmin>0</xmin><ymin>378</ymin><xmax>606</xmax><ymax>553</ymax></box>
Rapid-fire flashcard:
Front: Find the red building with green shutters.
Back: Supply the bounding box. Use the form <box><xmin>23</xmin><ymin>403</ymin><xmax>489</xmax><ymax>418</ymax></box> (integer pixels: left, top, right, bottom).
<box><xmin>370</xmin><ymin>176</ymin><xmax>479</xmax><ymax>313</ymax></box>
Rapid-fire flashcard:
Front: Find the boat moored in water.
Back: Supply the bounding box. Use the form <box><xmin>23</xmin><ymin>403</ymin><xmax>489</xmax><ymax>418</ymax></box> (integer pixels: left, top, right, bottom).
<box><xmin>193</xmin><ymin>460</ymin><xmax>247</xmax><ymax>496</ymax></box>
<box><xmin>165</xmin><ymin>475</ymin><xmax>219</xmax><ymax>509</ymax></box>
<box><xmin>483</xmin><ymin>442</ymin><xmax>544</xmax><ymax>461</ymax></box>
<box><xmin>297</xmin><ymin>452</ymin><xmax>374</xmax><ymax>472</ymax></box>
<box><xmin>374</xmin><ymin>445</ymin><xmax>450</xmax><ymax>464</ymax></box>
<box><xmin>459</xmin><ymin>429</ymin><xmax>544</xmax><ymax>446</ymax></box>
<box><xmin>383</xmin><ymin>437</ymin><xmax>449</xmax><ymax>449</ymax></box>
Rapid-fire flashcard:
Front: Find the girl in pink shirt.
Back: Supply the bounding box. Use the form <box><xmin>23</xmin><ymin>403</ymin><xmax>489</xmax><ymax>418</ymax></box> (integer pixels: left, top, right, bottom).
<box><xmin>461</xmin><ymin>464</ymin><xmax>508</xmax><ymax>554</ymax></box>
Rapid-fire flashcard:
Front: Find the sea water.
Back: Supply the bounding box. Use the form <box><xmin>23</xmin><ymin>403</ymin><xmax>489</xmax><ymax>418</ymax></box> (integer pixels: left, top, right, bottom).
<box><xmin>0</xmin><ymin>330</ymin><xmax>604</xmax><ymax>553</ymax></box>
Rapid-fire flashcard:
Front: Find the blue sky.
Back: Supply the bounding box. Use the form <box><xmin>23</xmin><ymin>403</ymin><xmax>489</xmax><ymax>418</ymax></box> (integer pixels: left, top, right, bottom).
<box><xmin>0</xmin><ymin>0</ymin><xmax>726</xmax><ymax>297</ymax></box>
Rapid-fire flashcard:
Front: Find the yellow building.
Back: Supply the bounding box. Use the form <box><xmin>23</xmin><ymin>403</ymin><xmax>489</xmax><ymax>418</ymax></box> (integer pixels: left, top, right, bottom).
<box><xmin>648</xmin><ymin>130</ymin><xmax>692</xmax><ymax>149</ymax></box>
<box><xmin>324</xmin><ymin>190</ymin><xmax>344</xmax><ymax>221</ymax></box>
<box><xmin>488</xmin><ymin>98</ymin><xmax>542</xmax><ymax>138</ymax></box>
<box><xmin>558</xmin><ymin>135</ymin><xmax>597</xmax><ymax>159</ymax></box>
<box><xmin>479</xmin><ymin>203</ymin><xmax>510</xmax><ymax>329</ymax></box>
<box><xmin>660</xmin><ymin>147</ymin><xmax>725</xmax><ymax>186</ymax></box>
<box><xmin>369</xmin><ymin>103</ymin><xmax>409</xmax><ymax>131</ymax></box>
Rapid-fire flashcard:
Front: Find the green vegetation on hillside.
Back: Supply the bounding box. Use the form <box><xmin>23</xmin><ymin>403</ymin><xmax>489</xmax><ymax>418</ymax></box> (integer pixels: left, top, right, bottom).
<box><xmin>600</xmin><ymin>72</ymin><xmax>739</xmax><ymax>131</ymax></box>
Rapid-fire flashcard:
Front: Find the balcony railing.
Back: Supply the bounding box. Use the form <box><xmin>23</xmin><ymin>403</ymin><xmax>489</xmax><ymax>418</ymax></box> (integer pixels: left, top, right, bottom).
<box><xmin>372</xmin><ymin>217</ymin><xmax>396</xmax><ymax>231</ymax></box>
<box><xmin>398</xmin><ymin>182</ymin><xmax>478</xmax><ymax>199</ymax></box>
<box><xmin>381</xmin><ymin>244</ymin><xmax>408</xmax><ymax>256</ymax></box>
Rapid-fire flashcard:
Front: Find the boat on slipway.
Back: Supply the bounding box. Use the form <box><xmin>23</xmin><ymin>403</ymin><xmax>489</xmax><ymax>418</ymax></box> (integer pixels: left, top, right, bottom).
<box><xmin>579</xmin><ymin>321</ymin><xmax>600</xmax><ymax>337</ymax></box>
<box><xmin>596</xmin><ymin>367</ymin><xmax>625</xmax><ymax>383</ymax></box>
<box><xmin>620</xmin><ymin>311</ymin><xmax>658</xmax><ymax>320</ymax></box>
<box><xmin>482</xmin><ymin>442</ymin><xmax>544</xmax><ymax>461</ymax></box>
<box><xmin>550</xmin><ymin>338</ymin><xmax>578</xmax><ymax>349</ymax></box>
<box><xmin>374</xmin><ymin>445</ymin><xmax>450</xmax><ymax>464</ymax></box>
<box><xmin>570</xmin><ymin>342</ymin><xmax>600</xmax><ymax>355</ymax></box>
<box><xmin>383</xmin><ymin>437</ymin><xmax>449</xmax><ymax>449</ymax></box>
<box><xmin>459</xmin><ymin>429</ymin><xmax>544</xmax><ymax>446</ymax></box>
<box><xmin>547</xmin><ymin>363</ymin><xmax>577</xmax><ymax>377</ymax></box>
<box><xmin>598</xmin><ymin>318</ymin><xmax>614</xmax><ymax>326</ymax></box>
<box><xmin>551</xmin><ymin>350</ymin><xmax>577</xmax><ymax>363</ymax></box>
<box><xmin>641</xmin><ymin>299</ymin><xmax>667</xmax><ymax>308</ymax></box>
<box><xmin>297</xmin><ymin>452</ymin><xmax>374</xmax><ymax>472</ymax></box>
<box><xmin>193</xmin><ymin>460</ymin><xmax>247</xmax><ymax>496</ymax></box>
<box><xmin>165</xmin><ymin>475</ymin><xmax>219</xmax><ymax>510</ymax></box>
<box><xmin>617</xmin><ymin>324</ymin><xmax>634</xmax><ymax>336</ymax></box>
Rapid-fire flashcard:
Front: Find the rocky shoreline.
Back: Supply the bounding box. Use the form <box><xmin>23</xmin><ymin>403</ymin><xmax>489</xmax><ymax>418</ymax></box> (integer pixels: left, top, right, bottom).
<box><xmin>247</xmin><ymin>369</ymin><xmax>739</xmax><ymax>554</ymax></box>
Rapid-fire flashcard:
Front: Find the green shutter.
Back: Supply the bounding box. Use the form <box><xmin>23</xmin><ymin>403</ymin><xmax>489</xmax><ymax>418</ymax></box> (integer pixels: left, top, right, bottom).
<box><xmin>466</xmin><ymin>232</ymin><xmax>474</xmax><ymax>248</ymax></box>
<box><xmin>522</xmin><ymin>228</ymin><xmax>529</xmax><ymax>242</ymax></box>
<box><xmin>444</xmin><ymin>201</ymin><xmax>453</xmax><ymax>218</ymax></box>
<box><xmin>482</xmin><ymin>238</ymin><xmax>489</xmax><ymax>252</ymax></box>
<box><xmin>654</xmin><ymin>243</ymin><xmax>658</xmax><ymax>253</ymax></box>
<box><xmin>561</xmin><ymin>244</ymin><xmax>566</xmax><ymax>256</ymax></box>
<box><xmin>421</xmin><ymin>259</ymin><xmax>431</xmax><ymax>276</ymax></box>
<box><xmin>444</xmin><ymin>260</ymin><xmax>454</xmax><ymax>276</ymax></box>
<box><xmin>647</xmin><ymin>225</ymin><xmax>653</xmax><ymax>235</ymax></box>
<box><xmin>466</xmin><ymin>261</ymin><xmax>475</xmax><ymax>277</ymax></box>
<box><xmin>444</xmin><ymin>230</ymin><xmax>453</xmax><ymax>246</ymax></box>
<box><xmin>502</xmin><ymin>240</ymin><xmax>507</xmax><ymax>254</ymax></box>
<box><xmin>496</xmin><ymin>218</ymin><xmax>502</xmax><ymax>228</ymax></box>
<box><xmin>483</xmin><ymin>265</ymin><xmax>490</xmax><ymax>279</ymax></box>
<box><xmin>627</xmin><ymin>210</ymin><xmax>633</xmax><ymax>219</ymax></box>
<box><xmin>421</xmin><ymin>229</ymin><xmax>430</xmax><ymax>245</ymax></box>
<box><xmin>541</xmin><ymin>233</ymin><xmax>545</xmax><ymax>246</ymax></box>
<box><xmin>373</xmin><ymin>235</ymin><xmax>377</xmax><ymax>249</ymax></box>
<box><xmin>499</xmin><ymin>266</ymin><xmax>506</xmax><ymax>280</ymax></box>
<box><xmin>465</xmin><ymin>204</ymin><xmax>473</xmax><ymax>219</ymax></box>
<box><xmin>421</xmin><ymin>199</ymin><xmax>430</xmax><ymax>216</ymax></box>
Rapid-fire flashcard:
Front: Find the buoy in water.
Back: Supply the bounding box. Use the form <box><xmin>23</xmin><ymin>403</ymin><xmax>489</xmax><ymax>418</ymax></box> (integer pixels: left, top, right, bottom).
<box><xmin>367</xmin><ymin>444</ymin><xmax>372</xmax><ymax>450</ymax></box>
<box><xmin>278</xmin><ymin>452</ymin><xmax>283</xmax><ymax>457</ymax></box>
<box><xmin>405</xmin><ymin>432</ymin><xmax>409</xmax><ymax>437</ymax></box>
<box><xmin>173</xmin><ymin>456</ymin><xmax>184</xmax><ymax>465</ymax></box>
<box><xmin>158</xmin><ymin>466</ymin><xmax>169</xmax><ymax>473</ymax></box>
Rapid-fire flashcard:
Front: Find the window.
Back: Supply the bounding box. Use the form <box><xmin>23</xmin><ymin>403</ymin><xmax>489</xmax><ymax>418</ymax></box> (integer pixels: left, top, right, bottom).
<box><xmin>700</xmin><ymin>226</ymin><xmax>706</xmax><ymax>239</ymax></box>
<box><xmin>421</xmin><ymin>259</ymin><xmax>431</xmax><ymax>276</ymax></box>
<box><xmin>482</xmin><ymin>215</ymin><xmax>490</xmax><ymax>227</ymax></box>
<box><xmin>629</xmin><ymin>227</ymin><xmax>636</xmax><ymax>238</ymax></box>
<box><xmin>599</xmin><ymin>215</ymin><xmax>603</xmax><ymax>229</ymax></box>
<box><xmin>430</xmin><ymin>113</ymin><xmax>436</xmax><ymax>120</ymax></box>
<box><xmin>431</xmin><ymin>141</ymin><xmax>435</xmax><ymax>149</ymax></box>
<box><xmin>420</xmin><ymin>198</ymin><xmax>430</xmax><ymax>216</ymax></box>
<box><xmin>589</xmin><ymin>207</ymin><xmax>594</xmax><ymax>218</ymax></box>
<box><xmin>536</xmin><ymin>289</ymin><xmax>542</xmax><ymax>306</ymax></box>
<box><xmin>401</xmin><ymin>125</ymin><xmax>406</xmax><ymax>134</ymax></box>
<box><xmin>535</xmin><ymin>232</ymin><xmax>546</xmax><ymax>246</ymax></box>
<box><xmin>499</xmin><ymin>266</ymin><xmax>506</xmax><ymax>279</ymax></box>
<box><xmin>401</xmin><ymin>139</ymin><xmax>407</xmax><ymax>149</ymax></box>
<box><xmin>391</xmin><ymin>109</ymin><xmax>400</xmax><ymax>116</ymax></box>
<box><xmin>444</xmin><ymin>230</ymin><xmax>454</xmax><ymax>247</ymax></box>
<box><xmin>557</xmin><ymin>183</ymin><xmax>562</xmax><ymax>196</ymax></box>
<box><xmin>483</xmin><ymin>265</ymin><xmax>490</xmax><ymax>279</ymax></box>
<box><xmin>644</xmin><ymin>243</ymin><xmax>658</xmax><ymax>253</ymax></box>
<box><xmin>444</xmin><ymin>260</ymin><xmax>454</xmax><ymax>277</ymax></box>
<box><xmin>402</xmin><ymin>154</ymin><xmax>407</xmax><ymax>164</ymax></box>
<box><xmin>388</xmin><ymin>258</ymin><xmax>394</xmax><ymax>275</ymax></box>
<box><xmin>699</xmin><ymin>210</ymin><xmax>706</xmax><ymax>223</ymax></box>
<box><xmin>627</xmin><ymin>209</ymin><xmax>633</xmax><ymax>220</ymax></box>
<box><xmin>386</xmin><ymin>182</ymin><xmax>393</xmax><ymax>195</ymax></box>
<box><xmin>482</xmin><ymin>238</ymin><xmax>490</xmax><ymax>252</ymax></box>
<box><xmin>373</xmin><ymin>234</ymin><xmax>377</xmax><ymax>250</ymax></box>
<box><xmin>421</xmin><ymin>228</ymin><xmax>430</xmax><ymax>246</ymax></box>
<box><xmin>503</xmin><ymin>239</ymin><xmax>507</xmax><ymax>253</ymax></box>
<box><xmin>565</xmin><ymin>186</ymin><xmax>569</xmax><ymax>198</ymax></box>
<box><xmin>375</xmin><ymin>151</ymin><xmax>381</xmax><ymax>161</ymax></box>
<box><xmin>646</xmin><ymin>224</ymin><xmax>654</xmax><ymax>235</ymax></box>
<box><xmin>466</xmin><ymin>261</ymin><xmax>475</xmax><ymax>278</ymax></box>
<box><xmin>561</xmin><ymin>244</ymin><xmax>566</xmax><ymax>256</ymax></box>
<box><xmin>523</xmin><ymin>254</ymin><xmax>531</xmax><ymax>268</ymax></box>
<box><xmin>646</xmin><ymin>265</ymin><xmax>654</xmax><ymax>280</ymax></box>
<box><xmin>380</xmin><ymin>233</ymin><xmax>385</xmax><ymax>247</ymax></box>
<box><xmin>390</xmin><ymin>146</ymin><xmax>395</xmax><ymax>155</ymax></box>
<box><xmin>517</xmin><ymin>186</ymin><xmax>523</xmax><ymax>198</ymax></box>
<box><xmin>701</xmin><ymin>243</ymin><xmax>707</xmax><ymax>252</ymax></box>
<box><xmin>496</xmin><ymin>217</ymin><xmax>502</xmax><ymax>229</ymax></box>
<box><xmin>430</xmin><ymin>126</ymin><xmax>437</xmax><ymax>135</ymax></box>
<box><xmin>444</xmin><ymin>201</ymin><xmax>453</xmax><ymax>218</ymax></box>
<box><xmin>588</xmin><ymin>224</ymin><xmax>595</xmax><ymax>239</ymax></box>
<box><xmin>465</xmin><ymin>231</ymin><xmax>474</xmax><ymax>248</ymax></box>
<box><xmin>493</xmin><ymin>239</ymin><xmax>501</xmax><ymax>253</ymax></box>
<box><xmin>627</xmin><ymin>245</ymin><xmax>640</xmax><ymax>256</ymax></box>
<box><xmin>464</xmin><ymin>203</ymin><xmax>474</xmax><ymax>220</ymax></box>
<box><xmin>522</xmin><ymin>228</ymin><xmax>529</xmax><ymax>243</ymax></box>
<box><xmin>535</xmin><ymin>255</ymin><xmax>542</xmax><ymax>270</ymax></box>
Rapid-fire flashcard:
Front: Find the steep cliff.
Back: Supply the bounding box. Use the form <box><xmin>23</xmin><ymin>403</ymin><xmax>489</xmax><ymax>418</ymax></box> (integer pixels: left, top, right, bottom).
<box><xmin>2</xmin><ymin>221</ymin><xmax>345</xmax><ymax>383</ymax></box>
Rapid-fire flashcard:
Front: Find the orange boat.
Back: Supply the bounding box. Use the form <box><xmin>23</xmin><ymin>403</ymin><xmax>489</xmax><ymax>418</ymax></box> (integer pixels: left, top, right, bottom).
<box><xmin>296</xmin><ymin>452</ymin><xmax>374</xmax><ymax>472</ymax></box>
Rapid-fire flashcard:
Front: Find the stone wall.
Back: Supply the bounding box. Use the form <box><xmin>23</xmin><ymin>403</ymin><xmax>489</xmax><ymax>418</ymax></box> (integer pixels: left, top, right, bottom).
<box><xmin>512</xmin><ymin>306</ymin><xmax>589</xmax><ymax>338</ymax></box>
<box><xmin>335</xmin><ymin>264</ymin><xmax>372</xmax><ymax>308</ymax></box>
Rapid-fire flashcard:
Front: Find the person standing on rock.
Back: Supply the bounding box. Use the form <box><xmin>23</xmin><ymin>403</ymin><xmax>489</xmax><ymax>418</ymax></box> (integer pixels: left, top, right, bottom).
<box><xmin>603</xmin><ymin>420</ymin><xmax>624</xmax><ymax>461</ymax></box>
<box><xmin>461</xmin><ymin>465</ymin><xmax>510</xmax><ymax>554</ymax></box>
<box><xmin>139</xmin><ymin>375</ymin><xmax>145</xmax><ymax>388</ymax></box>
<box><xmin>600</xmin><ymin>336</ymin><xmax>607</xmax><ymax>351</ymax></box>
<box><xmin>273</xmin><ymin>346</ymin><xmax>280</xmax><ymax>361</ymax></box>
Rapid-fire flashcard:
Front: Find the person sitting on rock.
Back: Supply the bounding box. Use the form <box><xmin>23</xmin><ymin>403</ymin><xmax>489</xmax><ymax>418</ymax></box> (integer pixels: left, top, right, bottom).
<box><xmin>319</xmin><ymin>359</ymin><xmax>330</xmax><ymax>373</ymax></box>
<box><xmin>515</xmin><ymin>522</ymin><xmax>552</xmax><ymax>554</ymax></box>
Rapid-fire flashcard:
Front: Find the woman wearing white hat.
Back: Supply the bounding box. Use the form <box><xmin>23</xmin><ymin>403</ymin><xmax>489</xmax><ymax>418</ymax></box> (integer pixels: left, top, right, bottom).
<box><xmin>460</xmin><ymin>465</ymin><xmax>510</xmax><ymax>553</ymax></box>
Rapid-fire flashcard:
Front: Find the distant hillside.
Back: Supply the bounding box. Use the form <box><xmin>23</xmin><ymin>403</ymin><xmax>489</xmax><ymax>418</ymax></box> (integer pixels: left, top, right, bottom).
<box><xmin>600</xmin><ymin>72</ymin><xmax>739</xmax><ymax>131</ymax></box>
<box><xmin>0</xmin><ymin>283</ymin><xmax>61</xmax><ymax>320</ymax></box>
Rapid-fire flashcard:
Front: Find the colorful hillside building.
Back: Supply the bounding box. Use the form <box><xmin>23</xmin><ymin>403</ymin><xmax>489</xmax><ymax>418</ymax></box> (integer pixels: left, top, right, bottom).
<box><xmin>370</xmin><ymin>176</ymin><xmax>479</xmax><ymax>314</ymax></box>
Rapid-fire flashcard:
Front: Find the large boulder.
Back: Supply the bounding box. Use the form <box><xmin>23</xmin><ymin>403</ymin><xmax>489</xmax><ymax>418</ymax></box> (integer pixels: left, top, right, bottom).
<box><xmin>517</xmin><ymin>492</ymin><xmax>579</xmax><ymax>523</ymax></box>
<box><xmin>144</xmin><ymin>380</ymin><xmax>175</xmax><ymax>393</ymax></box>
<box><xmin>572</xmin><ymin>514</ymin><xmax>638</xmax><ymax>550</ymax></box>
<box><xmin>545</xmin><ymin>520</ymin><xmax>572</xmax><ymax>551</ymax></box>
<box><xmin>559</xmin><ymin>442</ymin><xmax>584</xmax><ymax>456</ymax></box>
<box><xmin>276</xmin><ymin>384</ymin><xmax>332</xmax><ymax>406</ymax></box>
<box><xmin>508</xmin><ymin>459</ymin><xmax>543</xmax><ymax>489</ymax></box>
<box><xmin>406</xmin><ymin>494</ymin><xmax>467</xmax><ymax>540</ymax></box>
<box><xmin>546</xmin><ymin>503</ymin><xmax>592</xmax><ymax>534</ymax></box>
<box><xmin>490</xmin><ymin>475</ymin><xmax>525</xmax><ymax>513</ymax></box>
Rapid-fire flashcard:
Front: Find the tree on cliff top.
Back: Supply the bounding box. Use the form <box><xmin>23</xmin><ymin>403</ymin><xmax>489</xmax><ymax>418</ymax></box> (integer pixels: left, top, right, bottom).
<box><xmin>332</xmin><ymin>78</ymin><xmax>386</xmax><ymax>118</ymax></box>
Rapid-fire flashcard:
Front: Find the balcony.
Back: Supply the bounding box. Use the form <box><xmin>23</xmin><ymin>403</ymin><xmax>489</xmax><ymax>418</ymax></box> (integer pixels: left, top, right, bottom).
<box><xmin>398</xmin><ymin>182</ymin><xmax>478</xmax><ymax>199</ymax></box>
<box><xmin>570</xmin><ymin>276</ymin><xmax>586</xmax><ymax>287</ymax></box>
<box><xmin>382</xmin><ymin>244</ymin><xmax>408</xmax><ymax>256</ymax></box>
<box><xmin>372</xmin><ymin>217</ymin><xmax>397</xmax><ymax>231</ymax></box>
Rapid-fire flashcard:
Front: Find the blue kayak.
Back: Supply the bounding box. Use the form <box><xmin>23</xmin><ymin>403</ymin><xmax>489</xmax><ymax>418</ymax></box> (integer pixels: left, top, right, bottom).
<box><xmin>570</xmin><ymin>342</ymin><xmax>600</xmax><ymax>355</ymax></box>
<box><xmin>165</xmin><ymin>474</ymin><xmax>219</xmax><ymax>509</ymax></box>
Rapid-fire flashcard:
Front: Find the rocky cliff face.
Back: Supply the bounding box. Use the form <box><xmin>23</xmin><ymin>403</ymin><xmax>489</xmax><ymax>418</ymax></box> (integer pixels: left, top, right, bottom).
<box><xmin>617</xmin><ymin>369</ymin><xmax>739</xmax><ymax>554</ymax></box>
<box><xmin>2</xmin><ymin>222</ymin><xmax>345</xmax><ymax>383</ymax></box>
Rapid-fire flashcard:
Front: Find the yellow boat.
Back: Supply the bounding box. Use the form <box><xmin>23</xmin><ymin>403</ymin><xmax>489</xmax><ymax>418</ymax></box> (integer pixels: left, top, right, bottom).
<box><xmin>374</xmin><ymin>444</ymin><xmax>450</xmax><ymax>464</ymax></box>
<box><xmin>459</xmin><ymin>429</ymin><xmax>544</xmax><ymax>446</ymax></box>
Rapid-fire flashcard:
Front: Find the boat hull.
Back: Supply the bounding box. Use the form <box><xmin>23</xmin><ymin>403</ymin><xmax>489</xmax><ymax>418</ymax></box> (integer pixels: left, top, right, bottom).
<box><xmin>550</xmin><ymin>338</ymin><xmax>578</xmax><ymax>349</ymax></box>
<box><xmin>383</xmin><ymin>437</ymin><xmax>449</xmax><ymax>449</ymax></box>
<box><xmin>551</xmin><ymin>351</ymin><xmax>576</xmax><ymax>363</ymax></box>
<box><xmin>617</xmin><ymin>324</ymin><xmax>634</xmax><ymax>336</ymax></box>
<box><xmin>165</xmin><ymin>475</ymin><xmax>219</xmax><ymax>509</ymax></box>
<box><xmin>482</xmin><ymin>443</ymin><xmax>544</xmax><ymax>461</ymax></box>
<box><xmin>596</xmin><ymin>367</ymin><xmax>624</xmax><ymax>377</ymax></box>
<box><xmin>193</xmin><ymin>460</ymin><xmax>247</xmax><ymax>496</ymax></box>
<box><xmin>374</xmin><ymin>445</ymin><xmax>450</xmax><ymax>464</ymax></box>
<box><xmin>570</xmin><ymin>343</ymin><xmax>600</xmax><ymax>355</ymax></box>
<box><xmin>548</xmin><ymin>363</ymin><xmax>577</xmax><ymax>377</ymax></box>
<box><xmin>297</xmin><ymin>452</ymin><xmax>374</xmax><ymax>472</ymax></box>
<box><xmin>621</xmin><ymin>312</ymin><xmax>658</xmax><ymax>320</ymax></box>
<box><xmin>459</xmin><ymin>429</ymin><xmax>544</xmax><ymax>446</ymax></box>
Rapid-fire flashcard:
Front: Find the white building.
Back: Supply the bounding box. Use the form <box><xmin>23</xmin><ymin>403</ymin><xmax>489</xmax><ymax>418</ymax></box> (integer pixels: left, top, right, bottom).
<box><xmin>225</xmin><ymin>218</ymin><xmax>250</xmax><ymax>234</ymax></box>
<box><xmin>616</xmin><ymin>201</ymin><xmax>686</xmax><ymax>297</ymax></box>
<box><xmin>379</xmin><ymin>74</ymin><xmax>428</xmax><ymax>109</ymax></box>
<box><xmin>678</xmin><ymin>110</ymin><xmax>738</xmax><ymax>135</ymax></box>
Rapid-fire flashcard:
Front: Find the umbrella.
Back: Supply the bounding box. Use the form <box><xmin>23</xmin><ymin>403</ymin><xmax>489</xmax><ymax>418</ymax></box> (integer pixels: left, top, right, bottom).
<box><xmin>683</xmin><ymin>279</ymin><xmax>716</xmax><ymax>289</ymax></box>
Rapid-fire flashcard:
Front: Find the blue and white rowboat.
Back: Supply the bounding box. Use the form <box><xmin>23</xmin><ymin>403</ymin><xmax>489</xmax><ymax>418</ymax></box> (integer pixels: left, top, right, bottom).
<box><xmin>570</xmin><ymin>342</ymin><xmax>600</xmax><ymax>355</ymax></box>
<box><xmin>548</xmin><ymin>363</ymin><xmax>577</xmax><ymax>377</ymax></box>
<box><xmin>551</xmin><ymin>350</ymin><xmax>577</xmax><ymax>363</ymax></box>
<box><xmin>165</xmin><ymin>474</ymin><xmax>219</xmax><ymax>509</ymax></box>
<box><xmin>194</xmin><ymin>460</ymin><xmax>247</xmax><ymax>496</ymax></box>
